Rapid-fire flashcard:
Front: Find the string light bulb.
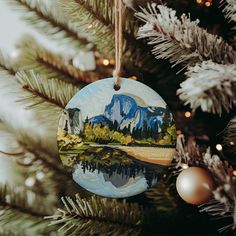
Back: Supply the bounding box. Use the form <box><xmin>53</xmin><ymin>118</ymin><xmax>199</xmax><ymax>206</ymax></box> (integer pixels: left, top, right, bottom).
<box><xmin>205</xmin><ymin>1</ymin><xmax>212</xmax><ymax>7</ymax></box>
<box><xmin>196</xmin><ymin>0</ymin><xmax>212</xmax><ymax>7</ymax></box>
<box><xmin>185</xmin><ymin>111</ymin><xmax>191</xmax><ymax>118</ymax></box>
<box><xmin>216</xmin><ymin>144</ymin><xmax>223</xmax><ymax>151</ymax></box>
<box><xmin>102</xmin><ymin>59</ymin><xmax>110</xmax><ymax>66</ymax></box>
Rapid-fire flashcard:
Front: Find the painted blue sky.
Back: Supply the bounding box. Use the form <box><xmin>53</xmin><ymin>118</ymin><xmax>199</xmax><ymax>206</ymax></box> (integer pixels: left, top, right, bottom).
<box><xmin>66</xmin><ymin>78</ymin><xmax>167</xmax><ymax>120</ymax></box>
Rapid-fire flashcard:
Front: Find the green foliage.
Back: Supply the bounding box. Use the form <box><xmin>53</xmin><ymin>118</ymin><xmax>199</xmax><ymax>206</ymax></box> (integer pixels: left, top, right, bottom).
<box><xmin>82</xmin><ymin>123</ymin><xmax>176</xmax><ymax>146</ymax></box>
<box><xmin>83</xmin><ymin>123</ymin><xmax>133</xmax><ymax>145</ymax></box>
<box><xmin>58</xmin><ymin>128</ymin><xmax>83</xmax><ymax>150</ymax></box>
<box><xmin>15</xmin><ymin>36</ymin><xmax>110</xmax><ymax>85</ymax></box>
<box><xmin>0</xmin><ymin>207</ymin><xmax>57</xmax><ymax>236</ymax></box>
<box><xmin>46</xmin><ymin>194</ymin><xmax>142</xmax><ymax>236</ymax></box>
<box><xmin>57</xmin><ymin>0</ymin><xmax>159</xmax><ymax>73</ymax></box>
<box><xmin>17</xmin><ymin>70</ymin><xmax>79</xmax><ymax>108</ymax></box>
<box><xmin>0</xmin><ymin>184</ymin><xmax>57</xmax><ymax>236</ymax></box>
<box><xmin>145</xmin><ymin>179</ymin><xmax>178</xmax><ymax>214</ymax></box>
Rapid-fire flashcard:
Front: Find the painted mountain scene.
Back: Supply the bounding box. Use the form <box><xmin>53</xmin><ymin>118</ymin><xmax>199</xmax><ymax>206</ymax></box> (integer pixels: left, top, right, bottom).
<box><xmin>57</xmin><ymin>78</ymin><xmax>176</xmax><ymax>198</ymax></box>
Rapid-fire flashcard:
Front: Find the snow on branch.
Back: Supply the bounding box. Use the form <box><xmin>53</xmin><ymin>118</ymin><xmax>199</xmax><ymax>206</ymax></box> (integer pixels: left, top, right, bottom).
<box><xmin>136</xmin><ymin>4</ymin><xmax>236</xmax><ymax>67</ymax></box>
<box><xmin>223</xmin><ymin>0</ymin><xmax>236</xmax><ymax>22</ymax></box>
<box><xmin>177</xmin><ymin>61</ymin><xmax>236</xmax><ymax>115</ymax></box>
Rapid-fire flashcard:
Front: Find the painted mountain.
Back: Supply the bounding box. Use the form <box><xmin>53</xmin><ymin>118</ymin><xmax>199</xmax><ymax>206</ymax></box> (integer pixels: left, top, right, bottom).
<box><xmin>88</xmin><ymin>94</ymin><xmax>173</xmax><ymax>137</ymax></box>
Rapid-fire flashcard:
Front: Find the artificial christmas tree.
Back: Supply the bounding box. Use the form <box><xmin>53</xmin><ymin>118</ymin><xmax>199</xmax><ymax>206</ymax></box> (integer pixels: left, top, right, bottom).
<box><xmin>0</xmin><ymin>0</ymin><xmax>236</xmax><ymax>235</ymax></box>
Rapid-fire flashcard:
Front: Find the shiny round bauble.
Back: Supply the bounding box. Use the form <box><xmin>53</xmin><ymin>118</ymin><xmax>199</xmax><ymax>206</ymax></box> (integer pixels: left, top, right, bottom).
<box><xmin>176</xmin><ymin>167</ymin><xmax>214</xmax><ymax>205</ymax></box>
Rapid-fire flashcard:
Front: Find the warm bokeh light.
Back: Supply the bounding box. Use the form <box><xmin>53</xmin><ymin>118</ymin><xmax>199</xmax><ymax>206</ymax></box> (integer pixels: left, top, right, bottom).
<box><xmin>102</xmin><ymin>59</ymin><xmax>110</xmax><ymax>66</ymax></box>
<box><xmin>109</xmin><ymin>59</ymin><xmax>115</xmax><ymax>65</ymax></box>
<box><xmin>185</xmin><ymin>111</ymin><xmax>191</xmax><ymax>118</ymax></box>
<box><xmin>216</xmin><ymin>144</ymin><xmax>223</xmax><ymax>151</ymax></box>
<box><xmin>232</xmin><ymin>170</ymin><xmax>236</xmax><ymax>177</ymax></box>
<box><xmin>182</xmin><ymin>163</ymin><xmax>189</xmax><ymax>169</ymax></box>
<box><xmin>205</xmin><ymin>1</ymin><xmax>212</xmax><ymax>7</ymax></box>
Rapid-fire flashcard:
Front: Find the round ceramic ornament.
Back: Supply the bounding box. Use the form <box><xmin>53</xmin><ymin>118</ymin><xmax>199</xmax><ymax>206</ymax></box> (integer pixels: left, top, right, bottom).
<box><xmin>57</xmin><ymin>78</ymin><xmax>176</xmax><ymax>198</ymax></box>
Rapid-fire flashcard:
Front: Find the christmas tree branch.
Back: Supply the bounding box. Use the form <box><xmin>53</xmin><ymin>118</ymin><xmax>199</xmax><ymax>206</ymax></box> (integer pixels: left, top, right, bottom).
<box><xmin>0</xmin><ymin>60</ymin><xmax>60</xmax><ymax>157</ymax></box>
<box><xmin>0</xmin><ymin>207</ymin><xmax>56</xmax><ymax>236</ymax></box>
<box><xmin>145</xmin><ymin>179</ymin><xmax>178</xmax><ymax>214</ymax></box>
<box><xmin>46</xmin><ymin>194</ymin><xmax>142</xmax><ymax>236</ymax></box>
<box><xmin>0</xmin><ymin>51</ymin><xmax>16</xmax><ymax>75</ymax></box>
<box><xmin>0</xmin><ymin>184</ymin><xmax>57</xmax><ymax>235</ymax></box>
<box><xmin>57</xmin><ymin>0</ymin><xmax>159</xmax><ymax>73</ymax></box>
<box><xmin>175</xmin><ymin>135</ymin><xmax>236</xmax><ymax>232</ymax></box>
<box><xmin>15</xmin><ymin>36</ymin><xmax>104</xmax><ymax>84</ymax></box>
<box><xmin>7</xmin><ymin>0</ymin><xmax>88</xmax><ymax>48</ymax></box>
<box><xmin>223</xmin><ymin>0</ymin><xmax>236</xmax><ymax>23</ymax></box>
<box><xmin>177</xmin><ymin>61</ymin><xmax>236</xmax><ymax>115</ymax></box>
<box><xmin>0</xmin><ymin>184</ymin><xmax>54</xmax><ymax>216</ymax></box>
<box><xmin>0</xmin><ymin>122</ymin><xmax>68</xmax><ymax>180</ymax></box>
<box><xmin>17</xmin><ymin>70</ymin><xmax>79</xmax><ymax>109</ymax></box>
<box><xmin>136</xmin><ymin>4</ymin><xmax>236</xmax><ymax>68</ymax></box>
<box><xmin>224</xmin><ymin>116</ymin><xmax>236</xmax><ymax>151</ymax></box>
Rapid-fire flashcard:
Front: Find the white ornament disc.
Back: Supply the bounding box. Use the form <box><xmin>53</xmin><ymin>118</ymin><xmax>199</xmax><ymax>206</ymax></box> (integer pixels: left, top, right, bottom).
<box><xmin>58</xmin><ymin>78</ymin><xmax>176</xmax><ymax>198</ymax></box>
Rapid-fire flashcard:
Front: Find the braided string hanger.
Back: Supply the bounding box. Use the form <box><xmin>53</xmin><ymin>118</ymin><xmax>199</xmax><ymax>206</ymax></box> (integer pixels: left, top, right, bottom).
<box><xmin>113</xmin><ymin>0</ymin><xmax>125</xmax><ymax>90</ymax></box>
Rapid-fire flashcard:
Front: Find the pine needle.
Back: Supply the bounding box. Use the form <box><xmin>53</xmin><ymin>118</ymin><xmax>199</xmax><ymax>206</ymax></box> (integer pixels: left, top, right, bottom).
<box><xmin>145</xmin><ymin>180</ymin><xmax>177</xmax><ymax>214</ymax></box>
<box><xmin>7</xmin><ymin>0</ymin><xmax>88</xmax><ymax>48</ymax></box>
<box><xmin>16</xmin><ymin>36</ymin><xmax>106</xmax><ymax>84</ymax></box>
<box><xmin>223</xmin><ymin>0</ymin><xmax>236</xmax><ymax>22</ymax></box>
<box><xmin>224</xmin><ymin>116</ymin><xmax>236</xmax><ymax>152</ymax></box>
<box><xmin>46</xmin><ymin>194</ymin><xmax>143</xmax><ymax>236</ymax></box>
<box><xmin>0</xmin><ymin>184</ymin><xmax>54</xmax><ymax>216</ymax></box>
<box><xmin>57</xmin><ymin>0</ymin><xmax>160</xmax><ymax>73</ymax></box>
<box><xmin>177</xmin><ymin>61</ymin><xmax>236</xmax><ymax>115</ymax></box>
<box><xmin>136</xmin><ymin>4</ymin><xmax>236</xmax><ymax>68</ymax></box>
<box><xmin>0</xmin><ymin>66</ymin><xmax>60</xmax><ymax>158</ymax></box>
<box><xmin>17</xmin><ymin>70</ymin><xmax>79</xmax><ymax>108</ymax></box>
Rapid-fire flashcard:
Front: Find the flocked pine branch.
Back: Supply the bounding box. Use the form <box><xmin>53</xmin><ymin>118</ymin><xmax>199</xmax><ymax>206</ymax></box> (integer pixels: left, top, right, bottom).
<box><xmin>0</xmin><ymin>184</ymin><xmax>57</xmax><ymax>235</ymax></box>
<box><xmin>46</xmin><ymin>194</ymin><xmax>142</xmax><ymax>236</ymax></box>
<box><xmin>199</xmin><ymin>152</ymin><xmax>236</xmax><ymax>233</ymax></box>
<box><xmin>175</xmin><ymin>135</ymin><xmax>236</xmax><ymax>233</ymax></box>
<box><xmin>177</xmin><ymin>61</ymin><xmax>236</xmax><ymax>115</ymax></box>
<box><xmin>15</xmin><ymin>36</ymin><xmax>110</xmax><ymax>84</ymax></box>
<box><xmin>7</xmin><ymin>0</ymin><xmax>88</xmax><ymax>49</ymax></box>
<box><xmin>136</xmin><ymin>4</ymin><xmax>236</xmax><ymax>68</ymax></box>
<box><xmin>223</xmin><ymin>0</ymin><xmax>236</xmax><ymax>22</ymax></box>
